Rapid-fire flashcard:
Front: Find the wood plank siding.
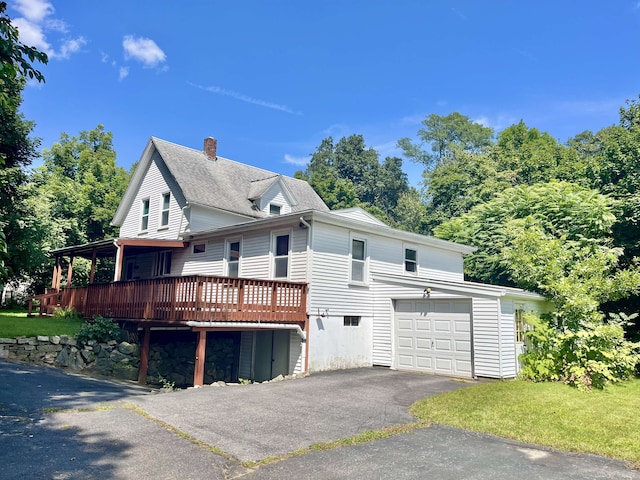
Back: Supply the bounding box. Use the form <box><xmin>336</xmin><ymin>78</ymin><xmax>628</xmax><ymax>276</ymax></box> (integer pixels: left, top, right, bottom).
<box><xmin>60</xmin><ymin>275</ymin><xmax>308</xmax><ymax>324</ymax></box>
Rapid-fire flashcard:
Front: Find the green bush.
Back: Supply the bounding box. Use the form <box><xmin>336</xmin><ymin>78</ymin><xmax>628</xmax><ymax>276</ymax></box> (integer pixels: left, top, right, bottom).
<box><xmin>519</xmin><ymin>312</ymin><xmax>640</xmax><ymax>390</ymax></box>
<box><xmin>52</xmin><ymin>307</ymin><xmax>80</xmax><ymax>320</ymax></box>
<box><xmin>76</xmin><ymin>315</ymin><xmax>123</xmax><ymax>345</ymax></box>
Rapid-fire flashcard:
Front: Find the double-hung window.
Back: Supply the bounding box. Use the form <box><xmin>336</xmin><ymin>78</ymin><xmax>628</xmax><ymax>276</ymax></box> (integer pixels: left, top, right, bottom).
<box><xmin>405</xmin><ymin>248</ymin><xmax>417</xmax><ymax>273</ymax></box>
<box><xmin>226</xmin><ymin>239</ymin><xmax>241</xmax><ymax>277</ymax></box>
<box><xmin>273</xmin><ymin>233</ymin><xmax>290</xmax><ymax>279</ymax></box>
<box><xmin>160</xmin><ymin>193</ymin><xmax>170</xmax><ymax>228</ymax></box>
<box><xmin>351</xmin><ymin>238</ymin><xmax>366</xmax><ymax>283</ymax></box>
<box><xmin>140</xmin><ymin>198</ymin><xmax>150</xmax><ymax>232</ymax></box>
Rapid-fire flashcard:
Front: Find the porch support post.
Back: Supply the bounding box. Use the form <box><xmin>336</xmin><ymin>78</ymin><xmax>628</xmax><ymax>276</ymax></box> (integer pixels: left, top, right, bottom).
<box><xmin>89</xmin><ymin>248</ymin><xmax>97</xmax><ymax>284</ymax></box>
<box><xmin>138</xmin><ymin>327</ymin><xmax>151</xmax><ymax>385</ymax></box>
<box><xmin>51</xmin><ymin>257</ymin><xmax>59</xmax><ymax>289</ymax></box>
<box><xmin>54</xmin><ymin>258</ymin><xmax>63</xmax><ymax>290</ymax></box>
<box><xmin>66</xmin><ymin>255</ymin><xmax>74</xmax><ymax>287</ymax></box>
<box><xmin>114</xmin><ymin>242</ymin><xmax>123</xmax><ymax>282</ymax></box>
<box><xmin>193</xmin><ymin>330</ymin><xmax>207</xmax><ymax>387</ymax></box>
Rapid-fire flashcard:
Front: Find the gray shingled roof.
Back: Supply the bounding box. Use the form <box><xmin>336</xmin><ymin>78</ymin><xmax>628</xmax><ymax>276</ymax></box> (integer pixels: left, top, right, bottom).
<box><xmin>152</xmin><ymin>137</ymin><xmax>328</xmax><ymax>217</ymax></box>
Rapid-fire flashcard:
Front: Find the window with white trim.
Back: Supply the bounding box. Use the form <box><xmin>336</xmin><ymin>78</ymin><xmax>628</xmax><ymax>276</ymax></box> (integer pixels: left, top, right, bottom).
<box><xmin>351</xmin><ymin>238</ymin><xmax>366</xmax><ymax>282</ymax></box>
<box><xmin>160</xmin><ymin>193</ymin><xmax>170</xmax><ymax>227</ymax></box>
<box><xmin>269</xmin><ymin>203</ymin><xmax>282</xmax><ymax>215</ymax></box>
<box><xmin>153</xmin><ymin>251</ymin><xmax>172</xmax><ymax>277</ymax></box>
<box><xmin>226</xmin><ymin>239</ymin><xmax>241</xmax><ymax>277</ymax></box>
<box><xmin>140</xmin><ymin>198</ymin><xmax>150</xmax><ymax>232</ymax></box>
<box><xmin>273</xmin><ymin>233</ymin><xmax>290</xmax><ymax>279</ymax></box>
<box><xmin>405</xmin><ymin>247</ymin><xmax>417</xmax><ymax>273</ymax></box>
<box><xmin>193</xmin><ymin>243</ymin><xmax>206</xmax><ymax>254</ymax></box>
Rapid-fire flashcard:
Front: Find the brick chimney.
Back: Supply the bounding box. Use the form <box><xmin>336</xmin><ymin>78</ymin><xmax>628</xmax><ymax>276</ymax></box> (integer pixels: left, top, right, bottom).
<box><xmin>204</xmin><ymin>137</ymin><xmax>217</xmax><ymax>160</ymax></box>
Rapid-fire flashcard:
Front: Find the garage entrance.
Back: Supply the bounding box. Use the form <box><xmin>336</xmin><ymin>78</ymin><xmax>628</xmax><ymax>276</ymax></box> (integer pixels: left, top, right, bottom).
<box><xmin>394</xmin><ymin>299</ymin><xmax>473</xmax><ymax>377</ymax></box>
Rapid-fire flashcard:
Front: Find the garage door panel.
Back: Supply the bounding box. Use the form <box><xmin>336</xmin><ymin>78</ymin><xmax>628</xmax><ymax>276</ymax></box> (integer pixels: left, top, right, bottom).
<box><xmin>398</xmin><ymin>354</ymin><xmax>414</xmax><ymax>368</ymax></box>
<box><xmin>434</xmin><ymin>320</ymin><xmax>452</xmax><ymax>333</ymax></box>
<box><xmin>416</xmin><ymin>356</ymin><xmax>433</xmax><ymax>369</ymax></box>
<box><xmin>395</xmin><ymin>300</ymin><xmax>472</xmax><ymax>378</ymax></box>
<box><xmin>415</xmin><ymin>338</ymin><xmax>432</xmax><ymax>350</ymax></box>
<box><xmin>415</xmin><ymin>319</ymin><xmax>431</xmax><ymax>331</ymax></box>
<box><xmin>454</xmin><ymin>320</ymin><xmax>470</xmax><ymax>333</ymax></box>
<box><xmin>434</xmin><ymin>338</ymin><xmax>452</xmax><ymax>351</ymax></box>
<box><xmin>397</xmin><ymin>319</ymin><xmax>414</xmax><ymax>331</ymax></box>
<box><xmin>455</xmin><ymin>360</ymin><xmax>472</xmax><ymax>374</ymax></box>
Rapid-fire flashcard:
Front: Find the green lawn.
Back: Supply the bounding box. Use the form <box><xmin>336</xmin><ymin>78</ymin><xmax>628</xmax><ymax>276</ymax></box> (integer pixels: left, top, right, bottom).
<box><xmin>410</xmin><ymin>378</ymin><xmax>640</xmax><ymax>466</ymax></box>
<box><xmin>0</xmin><ymin>309</ymin><xmax>83</xmax><ymax>338</ymax></box>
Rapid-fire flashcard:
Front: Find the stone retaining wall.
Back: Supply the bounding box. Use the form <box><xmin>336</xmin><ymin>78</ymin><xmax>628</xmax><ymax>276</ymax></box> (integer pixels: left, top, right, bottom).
<box><xmin>0</xmin><ymin>336</ymin><xmax>140</xmax><ymax>380</ymax></box>
<box><xmin>0</xmin><ymin>333</ymin><xmax>238</xmax><ymax>386</ymax></box>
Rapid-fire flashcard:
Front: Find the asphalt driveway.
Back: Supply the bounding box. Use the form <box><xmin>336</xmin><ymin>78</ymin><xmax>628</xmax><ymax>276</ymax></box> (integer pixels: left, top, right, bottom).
<box><xmin>129</xmin><ymin>367</ymin><xmax>467</xmax><ymax>462</ymax></box>
<box><xmin>2</xmin><ymin>359</ymin><xmax>638</xmax><ymax>479</ymax></box>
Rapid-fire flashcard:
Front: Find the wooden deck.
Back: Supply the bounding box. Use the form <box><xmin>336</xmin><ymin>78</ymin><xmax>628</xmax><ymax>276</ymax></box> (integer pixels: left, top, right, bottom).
<box><xmin>57</xmin><ymin>275</ymin><xmax>308</xmax><ymax>324</ymax></box>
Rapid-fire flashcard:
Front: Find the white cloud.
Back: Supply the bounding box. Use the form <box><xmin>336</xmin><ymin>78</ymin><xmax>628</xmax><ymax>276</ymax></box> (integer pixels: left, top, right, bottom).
<box><xmin>13</xmin><ymin>16</ymin><xmax>51</xmax><ymax>52</ymax></box>
<box><xmin>284</xmin><ymin>154</ymin><xmax>309</xmax><ymax>167</ymax></box>
<box><xmin>473</xmin><ymin>113</ymin><xmax>517</xmax><ymax>132</ymax></box>
<box><xmin>13</xmin><ymin>0</ymin><xmax>53</xmax><ymax>23</ymax></box>
<box><xmin>119</xmin><ymin>67</ymin><xmax>129</xmax><ymax>81</ymax></box>
<box><xmin>123</xmin><ymin>35</ymin><xmax>166</xmax><ymax>68</ymax></box>
<box><xmin>58</xmin><ymin>37</ymin><xmax>86</xmax><ymax>59</ymax></box>
<box><xmin>188</xmin><ymin>82</ymin><xmax>300</xmax><ymax>115</ymax></box>
<box><xmin>11</xmin><ymin>0</ymin><xmax>83</xmax><ymax>60</ymax></box>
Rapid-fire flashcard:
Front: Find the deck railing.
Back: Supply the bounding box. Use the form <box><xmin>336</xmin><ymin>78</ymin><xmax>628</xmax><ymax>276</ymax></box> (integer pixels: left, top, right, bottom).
<box><xmin>60</xmin><ymin>275</ymin><xmax>308</xmax><ymax>324</ymax></box>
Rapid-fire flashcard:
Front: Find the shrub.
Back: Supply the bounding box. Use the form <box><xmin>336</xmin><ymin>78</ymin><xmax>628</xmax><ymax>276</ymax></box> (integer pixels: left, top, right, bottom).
<box><xmin>76</xmin><ymin>315</ymin><xmax>123</xmax><ymax>345</ymax></box>
<box><xmin>52</xmin><ymin>307</ymin><xmax>80</xmax><ymax>320</ymax></box>
<box><xmin>519</xmin><ymin>312</ymin><xmax>640</xmax><ymax>390</ymax></box>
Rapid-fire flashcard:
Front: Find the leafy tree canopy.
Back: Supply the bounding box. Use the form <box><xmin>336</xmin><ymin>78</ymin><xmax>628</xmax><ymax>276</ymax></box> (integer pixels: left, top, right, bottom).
<box><xmin>398</xmin><ymin>112</ymin><xmax>494</xmax><ymax>167</ymax></box>
<box><xmin>0</xmin><ymin>2</ymin><xmax>47</xmax><ymax>283</ymax></box>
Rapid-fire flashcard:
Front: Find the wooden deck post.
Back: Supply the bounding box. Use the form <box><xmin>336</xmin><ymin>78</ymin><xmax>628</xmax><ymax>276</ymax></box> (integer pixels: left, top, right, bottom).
<box><xmin>89</xmin><ymin>248</ymin><xmax>97</xmax><ymax>284</ymax></box>
<box><xmin>66</xmin><ymin>255</ymin><xmax>74</xmax><ymax>287</ymax></box>
<box><xmin>193</xmin><ymin>330</ymin><xmax>207</xmax><ymax>387</ymax></box>
<box><xmin>138</xmin><ymin>327</ymin><xmax>151</xmax><ymax>385</ymax></box>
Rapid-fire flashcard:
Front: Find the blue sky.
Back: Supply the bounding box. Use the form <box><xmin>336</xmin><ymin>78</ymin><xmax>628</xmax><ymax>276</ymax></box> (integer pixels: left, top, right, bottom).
<box><xmin>11</xmin><ymin>0</ymin><xmax>640</xmax><ymax>185</ymax></box>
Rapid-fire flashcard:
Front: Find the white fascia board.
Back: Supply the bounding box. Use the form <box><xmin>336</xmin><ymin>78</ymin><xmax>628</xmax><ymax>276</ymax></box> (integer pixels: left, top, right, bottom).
<box><xmin>111</xmin><ymin>138</ymin><xmax>156</xmax><ymax>226</ymax></box>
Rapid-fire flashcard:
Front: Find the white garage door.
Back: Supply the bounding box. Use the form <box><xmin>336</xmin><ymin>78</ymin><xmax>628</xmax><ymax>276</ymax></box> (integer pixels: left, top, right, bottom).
<box><xmin>394</xmin><ymin>299</ymin><xmax>473</xmax><ymax>377</ymax></box>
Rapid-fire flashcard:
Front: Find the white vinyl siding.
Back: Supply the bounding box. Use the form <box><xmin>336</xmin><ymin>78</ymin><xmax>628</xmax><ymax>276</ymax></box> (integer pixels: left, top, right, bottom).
<box><xmin>189</xmin><ymin>204</ymin><xmax>250</xmax><ymax>232</ymax></box>
<box><xmin>471</xmin><ymin>297</ymin><xmax>504</xmax><ymax>377</ymax></box>
<box><xmin>118</xmin><ymin>154</ymin><xmax>185</xmax><ymax>239</ymax></box>
<box><xmin>289</xmin><ymin>329</ymin><xmax>304</xmax><ymax>375</ymax></box>
<box><xmin>260</xmin><ymin>185</ymin><xmax>292</xmax><ymax>215</ymax></box>
<box><xmin>171</xmin><ymin>240</ymin><xmax>223</xmax><ymax>277</ymax></box>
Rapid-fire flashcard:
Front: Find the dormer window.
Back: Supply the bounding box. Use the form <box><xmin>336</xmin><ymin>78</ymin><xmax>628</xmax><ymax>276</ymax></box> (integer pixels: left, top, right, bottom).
<box><xmin>269</xmin><ymin>204</ymin><xmax>282</xmax><ymax>215</ymax></box>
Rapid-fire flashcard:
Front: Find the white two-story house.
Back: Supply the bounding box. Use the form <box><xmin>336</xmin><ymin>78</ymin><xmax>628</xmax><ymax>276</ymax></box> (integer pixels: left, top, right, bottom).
<box><xmin>52</xmin><ymin>136</ymin><xmax>547</xmax><ymax>386</ymax></box>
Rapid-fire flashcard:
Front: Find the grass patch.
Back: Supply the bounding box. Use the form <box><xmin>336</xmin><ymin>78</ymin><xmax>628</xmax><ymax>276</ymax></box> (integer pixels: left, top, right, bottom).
<box><xmin>410</xmin><ymin>378</ymin><xmax>640</xmax><ymax>465</ymax></box>
<box><xmin>0</xmin><ymin>309</ymin><xmax>83</xmax><ymax>338</ymax></box>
